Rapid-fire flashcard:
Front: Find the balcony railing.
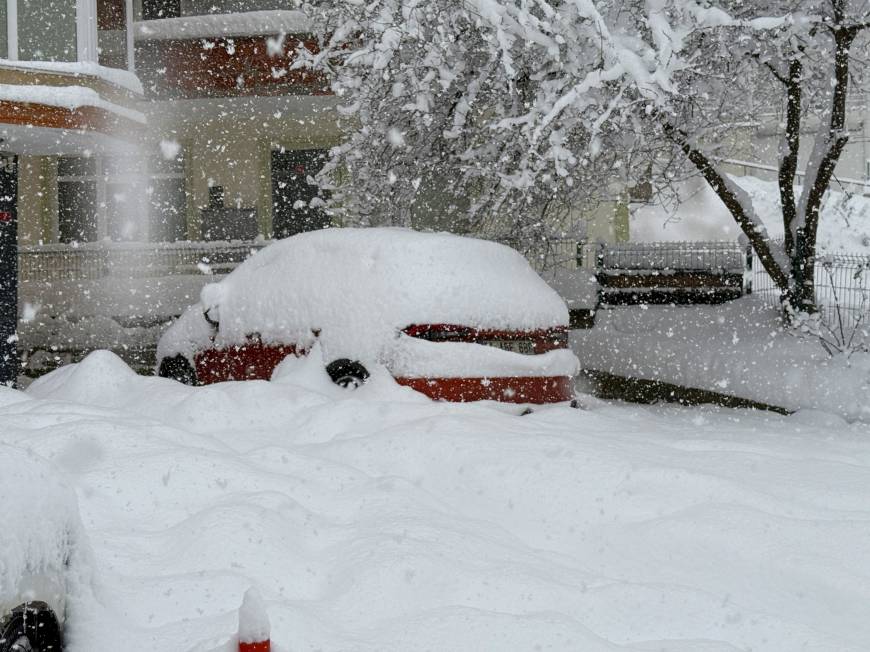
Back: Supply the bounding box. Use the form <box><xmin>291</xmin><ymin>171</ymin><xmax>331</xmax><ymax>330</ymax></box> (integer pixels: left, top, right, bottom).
<box><xmin>19</xmin><ymin>240</ymin><xmax>268</xmax><ymax>283</ymax></box>
<box><xmin>19</xmin><ymin>237</ymin><xmax>579</xmax><ymax>284</ymax></box>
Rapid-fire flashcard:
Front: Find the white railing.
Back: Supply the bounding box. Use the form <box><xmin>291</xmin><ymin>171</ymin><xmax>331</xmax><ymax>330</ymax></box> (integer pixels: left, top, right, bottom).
<box><xmin>19</xmin><ymin>237</ymin><xmax>581</xmax><ymax>283</ymax></box>
<box><xmin>18</xmin><ymin>240</ymin><xmax>269</xmax><ymax>282</ymax></box>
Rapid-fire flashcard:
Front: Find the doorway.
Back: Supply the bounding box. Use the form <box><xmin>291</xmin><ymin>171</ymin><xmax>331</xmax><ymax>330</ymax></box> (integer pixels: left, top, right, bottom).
<box><xmin>270</xmin><ymin>149</ymin><xmax>329</xmax><ymax>239</ymax></box>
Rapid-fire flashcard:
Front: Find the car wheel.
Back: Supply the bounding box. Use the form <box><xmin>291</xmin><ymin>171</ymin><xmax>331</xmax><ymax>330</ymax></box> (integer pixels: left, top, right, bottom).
<box><xmin>326</xmin><ymin>359</ymin><xmax>370</xmax><ymax>389</ymax></box>
<box><xmin>157</xmin><ymin>354</ymin><xmax>198</xmax><ymax>386</ymax></box>
<box><xmin>0</xmin><ymin>602</ymin><xmax>63</xmax><ymax>652</ymax></box>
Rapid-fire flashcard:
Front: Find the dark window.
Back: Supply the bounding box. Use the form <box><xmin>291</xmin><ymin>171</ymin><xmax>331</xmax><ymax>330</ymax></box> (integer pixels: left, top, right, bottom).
<box><xmin>148</xmin><ymin>148</ymin><xmax>188</xmax><ymax>242</ymax></box>
<box><xmin>98</xmin><ymin>0</ymin><xmax>128</xmax><ymax>69</ymax></box>
<box><xmin>271</xmin><ymin>149</ymin><xmax>329</xmax><ymax>239</ymax></box>
<box><xmin>141</xmin><ymin>0</ymin><xmax>181</xmax><ymax>20</ymax></box>
<box><xmin>149</xmin><ymin>178</ymin><xmax>187</xmax><ymax>241</ymax></box>
<box><xmin>58</xmin><ymin>157</ymin><xmax>96</xmax><ymax>177</ymax></box>
<box><xmin>58</xmin><ymin>181</ymin><xmax>98</xmax><ymax>244</ymax></box>
<box><xmin>58</xmin><ymin>157</ymin><xmax>99</xmax><ymax>243</ymax></box>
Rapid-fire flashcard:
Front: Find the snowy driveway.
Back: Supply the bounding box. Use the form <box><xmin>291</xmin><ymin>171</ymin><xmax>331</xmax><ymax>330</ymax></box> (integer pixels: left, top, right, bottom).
<box><xmin>2</xmin><ymin>351</ymin><xmax>870</xmax><ymax>651</ymax></box>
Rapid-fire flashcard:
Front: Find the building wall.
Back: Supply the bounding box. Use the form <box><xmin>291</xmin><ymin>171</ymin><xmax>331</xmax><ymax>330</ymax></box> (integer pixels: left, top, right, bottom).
<box><xmin>17</xmin><ymin>156</ymin><xmax>55</xmax><ymax>245</ymax></box>
<box><xmin>728</xmin><ymin>104</ymin><xmax>870</xmax><ymax>192</ymax></box>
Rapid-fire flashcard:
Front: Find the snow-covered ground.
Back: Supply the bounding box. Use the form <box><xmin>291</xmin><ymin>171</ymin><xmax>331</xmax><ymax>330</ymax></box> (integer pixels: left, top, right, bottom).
<box><xmin>2</xmin><ymin>350</ymin><xmax>870</xmax><ymax>650</ymax></box>
<box><xmin>573</xmin><ymin>297</ymin><xmax>870</xmax><ymax>420</ymax></box>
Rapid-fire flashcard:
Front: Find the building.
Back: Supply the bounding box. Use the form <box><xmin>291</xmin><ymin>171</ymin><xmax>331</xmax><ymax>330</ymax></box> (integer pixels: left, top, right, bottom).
<box><xmin>2</xmin><ymin>0</ymin><xmax>342</xmax><ymax>247</ymax></box>
<box><xmin>0</xmin><ymin>0</ymin><xmax>143</xmax><ymax>244</ymax></box>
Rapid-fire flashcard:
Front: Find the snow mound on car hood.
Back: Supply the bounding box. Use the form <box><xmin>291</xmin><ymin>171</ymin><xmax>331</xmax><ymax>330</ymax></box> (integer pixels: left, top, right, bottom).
<box><xmin>181</xmin><ymin>228</ymin><xmax>569</xmax><ymax>362</ymax></box>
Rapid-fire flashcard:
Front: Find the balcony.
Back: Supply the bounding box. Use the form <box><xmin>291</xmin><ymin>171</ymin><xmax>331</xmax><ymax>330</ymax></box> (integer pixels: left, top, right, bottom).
<box><xmin>0</xmin><ymin>0</ymin><xmax>143</xmax><ymax>154</ymax></box>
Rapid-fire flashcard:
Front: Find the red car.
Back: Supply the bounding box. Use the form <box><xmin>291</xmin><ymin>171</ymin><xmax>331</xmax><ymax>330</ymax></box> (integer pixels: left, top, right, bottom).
<box><xmin>157</xmin><ymin>228</ymin><xmax>578</xmax><ymax>404</ymax></box>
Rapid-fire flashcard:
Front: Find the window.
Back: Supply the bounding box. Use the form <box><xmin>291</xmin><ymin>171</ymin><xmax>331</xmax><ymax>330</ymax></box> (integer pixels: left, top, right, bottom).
<box><xmin>0</xmin><ymin>3</ymin><xmax>7</xmax><ymax>58</ymax></box>
<box><xmin>57</xmin><ymin>157</ymin><xmax>99</xmax><ymax>244</ymax></box>
<box><xmin>58</xmin><ymin>156</ymin><xmax>156</xmax><ymax>244</ymax></box>
<box><xmin>148</xmin><ymin>148</ymin><xmax>188</xmax><ymax>242</ymax></box>
<box><xmin>18</xmin><ymin>0</ymin><xmax>78</xmax><ymax>62</ymax></box>
<box><xmin>3</xmin><ymin>1</ymin><xmax>132</xmax><ymax>69</ymax></box>
<box><xmin>141</xmin><ymin>0</ymin><xmax>181</xmax><ymax>20</ymax></box>
<box><xmin>271</xmin><ymin>148</ymin><xmax>329</xmax><ymax>239</ymax></box>
<box><xmin>98</xmin><ymin>0</ymin><xmax>128</xmax><ymax>69</ymax></box>
<box><xmin>103</xmin><ymin>156</ymin><xmax>146</xmax><ymax>241</ymax></box>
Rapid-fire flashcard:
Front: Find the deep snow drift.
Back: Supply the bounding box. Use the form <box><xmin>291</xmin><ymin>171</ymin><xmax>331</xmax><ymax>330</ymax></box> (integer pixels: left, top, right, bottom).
<box><xmin>2</xmin><ymin>351</ymin><xmax>870</xmax><ymax>651</ymax></box>
<box><xmin>573</xmin><ymin>298</ymin><xmax>870</xmax><ymax>420</ymax></box>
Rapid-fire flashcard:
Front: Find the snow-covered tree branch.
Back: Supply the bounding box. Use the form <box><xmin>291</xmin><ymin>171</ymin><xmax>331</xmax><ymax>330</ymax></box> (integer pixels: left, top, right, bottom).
<box><xmin>302</xmin><ymin>0</ymin><xmax>869</xmax><ymax>314</ymax></box>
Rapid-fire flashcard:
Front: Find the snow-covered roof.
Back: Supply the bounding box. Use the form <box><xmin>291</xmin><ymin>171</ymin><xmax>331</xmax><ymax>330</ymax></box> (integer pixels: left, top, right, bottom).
<box><xmin>0</xmin><ymin>83</ymin><xmax>146</xmax><ymax>124</ymax></box>
<box><xmin>0</xmin><ymin>59</ymin><xmax>143</xmax><ymax>95</ymax></box>
<box><xmin>160</xmin><ymin>228</ymin><xmax>570</xmax><ymax>364</ymax></box>
<box><xmin>134</xmin><ymin>10</ymin><xmax>313</xmax><ymax>41</ymax></box>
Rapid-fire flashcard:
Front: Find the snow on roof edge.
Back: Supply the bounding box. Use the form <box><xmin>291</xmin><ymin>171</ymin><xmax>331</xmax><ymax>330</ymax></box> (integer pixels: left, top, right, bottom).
<box><xmin>134</xmin><ymin>10</ymin><xmax>313</xmax><ymax>42</ymax></box>
<box><xmin>0</xmin><ymin>83</ymin><xmax>146</xmax><ymax>124</ymax></box>
<box><xmin>0</xmin><ymin>59</ymin><xmax>144</xmax><ymax>95</ymax></box>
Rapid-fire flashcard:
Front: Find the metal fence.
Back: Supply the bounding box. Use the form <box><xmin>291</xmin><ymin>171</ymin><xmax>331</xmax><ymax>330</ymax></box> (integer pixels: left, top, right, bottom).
<box><xmin>583</xmin><ymin>240</ymin><xmax>746</xmax><ymax>272</ymax></box>
<box><xmin>752</xmin><ymin>249</ymin><xmax>870</xmax><ymax>330</ymax></box>
<box><xmin>578</xmin><ymin>240</ymin><xmax>747</xmax><ymax>306</ymax></box>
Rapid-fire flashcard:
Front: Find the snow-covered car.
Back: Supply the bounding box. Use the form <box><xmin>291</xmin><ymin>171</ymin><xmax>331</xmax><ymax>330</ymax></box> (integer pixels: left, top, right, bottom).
<box><xmin>1</xmin><ymin>445</ymin><xmax>79</xmax><ymax>652</ymax></box>
<box><xmin>157</xmin><ymin>228</ymin><xmax>579</xmax><ymax>403</ymax></box>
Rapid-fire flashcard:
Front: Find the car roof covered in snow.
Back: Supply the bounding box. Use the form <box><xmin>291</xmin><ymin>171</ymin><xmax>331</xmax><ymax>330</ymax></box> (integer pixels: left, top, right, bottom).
<box><xmin>161</xmin><ymin>228</ymin><xmax>569</xmax><ymax>362</ymax></box>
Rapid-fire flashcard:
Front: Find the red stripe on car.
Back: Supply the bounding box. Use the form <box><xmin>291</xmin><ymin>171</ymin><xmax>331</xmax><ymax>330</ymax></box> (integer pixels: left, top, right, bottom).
<box><xmin>395</xmin><ymin>376</ymin><xmax>574</xmax><ymax>404</ymax></box>
<box><xmin>195</xmin><ymin>342</ymin><xmax>301</xmax><ymax>383</ymax></box>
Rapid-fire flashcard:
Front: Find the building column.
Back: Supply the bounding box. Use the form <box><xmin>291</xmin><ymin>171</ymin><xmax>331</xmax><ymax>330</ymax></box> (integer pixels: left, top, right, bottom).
<box><xmin>0</xmin><ymin>152</ymin><xmax>19</xmax><ymax>386</ymax></box>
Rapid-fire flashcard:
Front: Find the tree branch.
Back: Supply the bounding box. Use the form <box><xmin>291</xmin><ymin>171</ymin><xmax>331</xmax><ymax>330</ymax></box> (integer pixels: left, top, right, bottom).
<box><xmin>801</xmin><ymin>27</ymin><xmax>856</xmax><ymax>251</ymax></box>
<box><xmin>661</xmin><ymin>120</ymin><xmax>790</xmax><ymax>291</ymax></box>
<box><xmin>763</xmin><ymin>61</ymin><xmax>788</xmax><ymax>85</ymax></box>
<box><xmin>779</xmin><ymin>57</ymin><xmax>802</xmax><ymax>260</ymax></box>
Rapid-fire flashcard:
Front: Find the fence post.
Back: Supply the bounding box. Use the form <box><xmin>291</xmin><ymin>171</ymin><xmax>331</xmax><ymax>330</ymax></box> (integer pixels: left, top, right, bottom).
<box><xmin>744</xmin><ymin>243</ymin><xmax>753</xmax><ymax>295</ymax></box>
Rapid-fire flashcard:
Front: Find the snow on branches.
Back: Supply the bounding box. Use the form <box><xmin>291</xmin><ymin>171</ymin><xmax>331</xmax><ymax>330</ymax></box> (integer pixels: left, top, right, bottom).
<box><xmin>299</xmin><ymin>0</ymin><xmax>868</xmax><ymax>303</ymax></box>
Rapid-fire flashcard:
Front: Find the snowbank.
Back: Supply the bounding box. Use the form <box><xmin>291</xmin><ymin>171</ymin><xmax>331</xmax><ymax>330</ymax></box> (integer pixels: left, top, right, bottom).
<box><xmin>134</xmin><ymin>10</ymin><xmax>312</xmax><ymax>41</ymax></box>
<box><xmin>162</xmin><ymin>228</ymin><xmax>570</xmax><ymax>365</ymax></box>
<box><xmin>573</xmin><ymin>298</ymin><xmax>870</xmax><ymax>420</ymax></box>
<box><xmin>0</xmin><ymin>439</ymin><xmax>81</xmax><ymax>613</ymax></box>
<box><xmin>8</xmin><ymin>351</ymin><xmax>870</xmax><ymax>651</ymax></box>
<box><xmin>632</xmin><ymin>174</ymin><xmax>870</xmax><ymax>253</ymax></box>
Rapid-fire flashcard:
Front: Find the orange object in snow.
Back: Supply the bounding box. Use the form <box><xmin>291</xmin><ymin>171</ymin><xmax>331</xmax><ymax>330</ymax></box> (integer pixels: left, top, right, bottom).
<box><xmin>239</xmin><ymin>642</ymin><xmax>270</xmax><ymax>652</ymax></box>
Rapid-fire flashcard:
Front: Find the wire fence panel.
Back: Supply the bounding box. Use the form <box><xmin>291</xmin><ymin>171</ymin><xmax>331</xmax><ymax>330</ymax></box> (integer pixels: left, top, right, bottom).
<box><xmin>752</xmin><ymin>249</ymin><xmax>870</xmax><ymax>330</ymax></box>
<box><xmin>579</xmin><ymin>241</ymin><xmax>746</xmax><ymax>306</ymax></box>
